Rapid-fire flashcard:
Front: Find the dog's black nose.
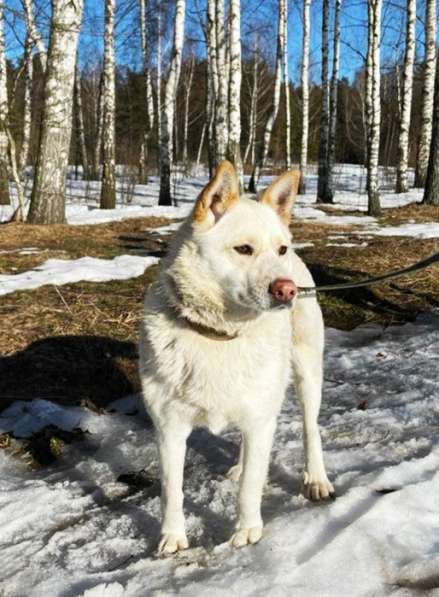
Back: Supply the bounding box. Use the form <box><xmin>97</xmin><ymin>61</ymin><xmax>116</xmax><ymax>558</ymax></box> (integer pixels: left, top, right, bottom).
<box><xmin>269</xmin><ymin>278</ymin><xmax>297</xmax><ymax>303</ymax></box>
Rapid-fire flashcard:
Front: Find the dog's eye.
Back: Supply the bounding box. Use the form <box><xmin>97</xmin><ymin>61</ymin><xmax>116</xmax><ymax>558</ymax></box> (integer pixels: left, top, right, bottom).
<box><xmin>279</xmin><ymin>245</ymin><xmax>288</xmax><ymax>255</ymax></box>
<box><xmin>234</xmin><ymin>244</ymin><xmax>254</xmax><ymax>256</ymax></box>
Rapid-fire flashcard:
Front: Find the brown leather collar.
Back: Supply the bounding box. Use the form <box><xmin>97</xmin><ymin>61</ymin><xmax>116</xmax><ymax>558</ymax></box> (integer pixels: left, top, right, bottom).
<box><xmin>182</xmin><ymin>317</ymin><xmax>238</xmax><ymax>341</ymax></box>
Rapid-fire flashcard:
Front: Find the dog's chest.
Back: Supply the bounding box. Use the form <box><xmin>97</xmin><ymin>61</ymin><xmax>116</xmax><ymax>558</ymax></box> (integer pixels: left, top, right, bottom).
<box><xmin>148</xmin><ymin>312</ymin><xmax>293</xmax><ymax>431</ymax></box>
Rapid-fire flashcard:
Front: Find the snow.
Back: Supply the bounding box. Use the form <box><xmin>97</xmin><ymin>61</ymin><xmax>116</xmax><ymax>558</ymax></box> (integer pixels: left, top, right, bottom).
<box><xmin>0</xmin><ymin>255</ymin><xmax>159</xmax><ymax>296</ymax></box>
<box><xmin>1</xmin><ymin>165</ymin><xmax>436</xmax><ymax>240</ymax></box>
<box><xmin>370</xmin><ymin>222</ymin><xmax>439</xmax><ymax>239</ymax></box>
<box><xmin>1</xmin><ymin>313</ymin><xmax>438</xmax><ymax>596</ymax></box>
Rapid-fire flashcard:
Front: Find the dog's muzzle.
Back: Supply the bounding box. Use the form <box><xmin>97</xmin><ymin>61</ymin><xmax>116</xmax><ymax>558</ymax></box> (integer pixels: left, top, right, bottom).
<box><xmin>268</xmin><ymin>278</ymin><xmax>298</xmax><ymax>304</ymax></box>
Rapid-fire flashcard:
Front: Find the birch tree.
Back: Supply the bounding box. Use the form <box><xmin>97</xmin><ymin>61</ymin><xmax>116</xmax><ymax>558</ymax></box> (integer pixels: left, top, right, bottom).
<box><xmin>283</xmin><ymin>0</ymin><xmax>291</xmax><ymax>169</ymax></box>
<box><xmin>22</xmin><ymin>0</ymin><xmax>47</xmax><ymax>71</ymax></box>
<box><xmin>28</xmin><ymin>0</ymin><xmax>84</xmax><ymax>224</ymax></box>
<box><xmin>156</xmin><ymin>7</ymin><xmax>162</xmax><ymax>165</ymax></box>
<box><xmin>215</xmin><ymin>0</ymin><xmax>228</xmax><ymax>162</ymax></box>
<box><xmin>92</xmin><ymin>73</ymin><xmax>104</xmax><ymax>180</ymax></box>
<box><xmin>0</xmin><ymin>5</ymin><xmax>10</xmax><ymax>205</ymax></box>
<box><xmin>243</xmin><ymin>44</ymin><xmax>258</xmax><ymax>165</ymax></box>
<box><xmin>158</xmin><ymin>0</ymin><xmax>186</xmax><ymax>206</ymax></box>
<box><xmin>139</xmin><ymin>0</ymin><xmax>155</xmax><ymax>183</ymax></box>
<box><xmin>248</xmin><ymin>0</ymin><xmax>285</xmax><ymax>193</ymax></box>
<box><xmin>227</xmin><ymin>0</ymin><xmax>243</xmax><ymax>186</ymax></box>
<box><xmin>423</xmin><ymin>60</ymin><xmax>439</xmax><ymax>205</ymax></box>
<box><xmin>316</xmin><ymin>0</ymin><xmax>330</xmax><ymax>203</ymax></box>
<box><xmin>206</xmin><ymin>0</ymin><xmax>218</xmax><ymax>172</ymax></box>
<box><xmin>365</xmin><ymin>0</ymin><xmax>382</xmax><ymax>216</ymax></box>
<box><xmin>182</xmin><ymin>53</ymin><xmax>195</xmax><ymax>164</ymax></box>
<box><xmin>326</xmin><ymin>0</ymin><xmax>342</xmax><ymax>202</ymax></box>
<box><xmin>415</xmin><ymin>0</ymin><xmax>437</xmax><ymax>188</ymax></box>
<box><xmin>395</xmin><ymin>0</ymin><xmax>416</xmax><ymax>193</ymax></box>
<box><xmin>75</xmin><ymin>65</ymin><xmax>89</xmax><ymax>179</ymax></box>
<box><xmin>18</xmin><ymin>33</ymin><xmax>33</xmax><ymax>176</ymax></box>
<box><xmin>100</xmin><ymin>0</ymin><xmax>116</xmax><ymax>210</ymax></box>
<box><xmin>299</xmin><ymin>0</ymin><xmax>310</xmax><ymax>193</ymax></box>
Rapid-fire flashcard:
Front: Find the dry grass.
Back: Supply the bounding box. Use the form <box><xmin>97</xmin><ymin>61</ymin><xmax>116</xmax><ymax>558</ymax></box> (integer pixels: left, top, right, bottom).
<box><xmin>0</xmin><ymin>210</ymin><xmax>438</xmax><ymax>415</ymax></box>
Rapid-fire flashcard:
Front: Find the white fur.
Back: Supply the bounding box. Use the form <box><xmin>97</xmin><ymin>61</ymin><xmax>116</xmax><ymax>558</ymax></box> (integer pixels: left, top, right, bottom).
<box><xmin>139</xmin><ymin>186</ymin><xmax>333</xmax><ymax>554</ymax></box>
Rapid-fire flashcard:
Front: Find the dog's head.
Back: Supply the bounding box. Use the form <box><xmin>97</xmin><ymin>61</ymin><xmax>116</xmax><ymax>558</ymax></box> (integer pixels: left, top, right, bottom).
<box><xmin>186</xmin><ymin>161</ymin><xmax>300</xmax><ymax>314</ymax></box>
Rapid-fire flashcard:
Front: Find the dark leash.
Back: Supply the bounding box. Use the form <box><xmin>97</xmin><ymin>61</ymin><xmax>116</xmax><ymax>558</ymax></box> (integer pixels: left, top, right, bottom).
<box><xmin>297</xmin><ymin>252</ymin><xmax>439</xmax><ymax>297</ymax></box>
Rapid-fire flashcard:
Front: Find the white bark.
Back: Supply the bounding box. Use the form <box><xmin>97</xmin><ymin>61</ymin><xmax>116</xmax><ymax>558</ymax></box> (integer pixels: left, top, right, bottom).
<box><xmin>415</xmin><ymin>0</ymin><xmax>437</xmax><ymax>187</ymax></box>
<box><xmin>283</xmin><ymin>0</ymin><xmax>291</xmax><ymax>169</ymax></box>
<box><xmin>158</xmin><ymin>0</ymin><xmax>186</xmax><ymax>205</ymax></box>
<box><xmin>326</xmin><ymin>0</ymin><xmax>342</xmax><ymax>201</ymax></box>
<box><xmin>156</xmin><ymin>7</ymin><xmax>162</xmax><ymax>166</ymax></box>
<box><xmin>0</xmin><ymin>4</ymin><xmax>10</xmax><ymax>205</ymax></box>
<box><xmin>423</xmin><ymin>60</ymin><xmax>439</xmax><ymax>205</ymax></box>
<box><xmin>316</xmin><ymin>0</ymin><xmax>330</xmax><ymax>202</ymax></box>
<box><xmin>139</xmin><ymin>0</ymin><xmax>155</xmax><ymax>183</ymax></box>
<box><xmin>196</xmin><ymin>121</ymin><xmax>207</xmax><ymax>166</ymax></box>
<box><xmin>206</xmin><ymin>0</ymin><xmax>218</xmax><ymax>172</ymax></box>
<box><xmin>299</xmin><ymin>0</ymin><xmax>310</xmax><ymax>193</ymax></box>
<box><xmin>249</xmin><ymin>0</ymin><xmax>285</xmax><ymax>192</ymax></box>
<box><xmin>227</xmin><ymin>0</ymin><xmax>243</xmax><ymax>187</ymax></box>
<box><xmin>182</xmin><ymin>53</ymin><xmax>194</xmax><ymax>163</ymax></box>
<box><xmin>28</xmin><ymin>0</ymin><xmax>83</xmax><ymax>224</ymax></box>
<box><xmin>396</xmin><ymin>0</ymin><xmax>416</xmax><ymax>193</ymax></box>
<box><xmin>22</xmin><ymin>0</ymin><xmax>47</xmax><ymax>71</ymax></box>
<box><xmin>366</xmin><ymin>0</ymin><xmax>382</xmax><ymax>216</ymax></box>
<box><xmin>215</xmin><ymin>0</ymin><xmax>228</xmax><ymax>162</ymax></box>
<box><xmin>243</xmin><ymin>44</ymin><xmax>258</xmax><ymax>165</ymax></box>
<box><xmin>100</xmin><ymin>0</ymin><xmax>116</xmax><ymax>209</ymax></box>
<box><xmin>19</xmin><ymin>32</ymin><xmax>33</xmax><ymax>176</ymax></box>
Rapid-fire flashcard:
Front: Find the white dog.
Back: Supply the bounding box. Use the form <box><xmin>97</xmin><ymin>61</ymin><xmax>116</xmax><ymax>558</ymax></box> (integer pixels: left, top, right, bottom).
<box><xmin>139</xmin><ymin>161</ymin><xmax>334</xmax><ymax>554</ymax></box>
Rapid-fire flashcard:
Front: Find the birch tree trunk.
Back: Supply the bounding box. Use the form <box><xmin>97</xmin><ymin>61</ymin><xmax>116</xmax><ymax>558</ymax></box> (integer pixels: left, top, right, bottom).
<box><xmin>182</xmin><ymin>53</ymin><xmax>195</xmax><ymax>164</ymax></box>
<box><xmin>206</xmin><ymin>0</ymin><xmax>218</xmax><ymax>173</ymax></box>
<box><xmin>316</xmin><ymin>0</ymin><xmax>330</xmax><ymax>203</ymax></box>
<box><xmin>139</xmin><ymin>0</ymin><xmax>155</xmax><ymax>184</ymax></box>
<box><xmin>423</xmin><ymin>60</ymin><xmax>439</xmax><ymax>205</ymax></box>
<box><xmin>18</xmin><ymin>33</ymin><xmax>33</xmax><ymax>176</ymax></box>
<box><xmin>196</xmin><ymin>121</ymin><xmax>207</xmax><ymax>167</ymax></box>
<box><xmin>395</xmin><ymin>0</ymin><xmax>416</xmax><ymax>193</ymax></box>
<box><xmin>156</xmin><ymin>7</ymin><xmax>162</xmax><ymax>169</ymax></box>
<box><xmin>366</xmin><ymin>0</ymin><xmax>382</xmax><ymax>216</ymax></box>
<box><xmin>92</xmin><ymin>73</ymin><xmax>104</xmax><ymax>180</ymax></box>
<box><xmin>326</xmin><ymin>0</ymin><xmax>342</xmax><ymax>202</ymax></box>
<box><xmin>283</xmin><ymin>0</ymin><xmax>291</xmax><ymax>169</ymax></box>
<box><xmin>243</xmin><ymin>45</ymin><xmax>258</xmax><ymax>165</ymax></box>
<box><xmin>227</xmin><ymin>0</ymin><xmax>243</xmax><ymax>187</ymax></box>
<box><xmin>75</xmin><ymin>65</ymin><xmax>89</xmax><ymax>180</ymax></box>
<box><xmin>22</xmin><ymin>0</ymin><xmax>47</xmax><ymax>71</ymax></box>
<box><xmin>0</xmin><ymin>5</ymin><xmax>10</xmax><ymax>205</ymax></box>
<box><xmin>415</xmin><ymin>0</ymin><xmax>437</xmax><ymax>188</ymax></box>
<box><xmin>100</xmin><ymin>0</ymin><xmax>116</xmax><ymax>210</ymax></box>
<box><xmin>28</xmin><ymin>0</ymin><xmax>83</xmax><ymax>224</ymax></box>
<box><xmin>299</xmin><ymin>0</ymin><xmax>311</xmax><ymax>194</ymax></box>
<box><xmin>158</xmin><ymin>0</ymin><xmax>186</xmax><ymax>206</ymax></box>
<box><xmin>248</xmin><ymin>0</ymin><xmax>285</xmax><ymax>193</ymax></box>
<box><xmin>215</xmin><ymin>0</ymin><xmax>228</xmax><ymax>162</ymax></box>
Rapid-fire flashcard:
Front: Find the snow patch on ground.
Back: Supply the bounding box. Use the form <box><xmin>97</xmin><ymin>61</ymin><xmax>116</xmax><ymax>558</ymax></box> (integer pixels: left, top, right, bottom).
<box><xmin>1</xmin><ymin>313</ymin><xmax>438</xmax><ymax>596</ymax></box>
<box><xmin>369</xmin><ymin>222</ymin><xmax>439</xmax><ymax>239</ymax></box>
<box><xmin>0</xmin><ymin>255</ymin><xmax>159</xmax><ymax>296</ymax></box>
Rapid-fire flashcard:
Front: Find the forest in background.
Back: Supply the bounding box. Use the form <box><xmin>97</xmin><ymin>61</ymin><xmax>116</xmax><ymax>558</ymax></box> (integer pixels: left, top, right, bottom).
<box><xmin>0</xmin><ymin>0</ymin><xmax>438</xmax><ymax>221</ymax></box>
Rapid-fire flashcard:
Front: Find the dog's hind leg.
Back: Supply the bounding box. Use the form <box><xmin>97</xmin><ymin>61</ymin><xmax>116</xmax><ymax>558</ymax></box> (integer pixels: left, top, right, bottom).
<box><xmin>292</xmin><ymin>300</ymin><xmax>334</xmax><ymax>501</ymax></box>
<box><xmin>157</xmin><ymin>419</ymin><xmax>192</xmax><ymax>554</ymax></box>
<box><xmin>230</xmin><ymin>418</ymin><xmax>276</xmax><ymax>547</ymax></box>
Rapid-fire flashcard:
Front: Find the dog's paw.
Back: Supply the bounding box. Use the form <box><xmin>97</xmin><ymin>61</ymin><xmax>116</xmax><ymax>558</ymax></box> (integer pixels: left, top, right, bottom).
<box><xmin>302</xmin><ymin>472</ymin><xmax>335</xmax><ymax>501</ymax></box>
<box><xmin>226</xmin><ymin>463</ymin><xmax>243</xmax><ymax>482</ymax></box>
<box><xmin>230</xmin><ymin>526</ymin><xmax>263</xmax><ymax>548</ymax></box>
<box><xmin>158</xmin><ymin>532</ymin><xmax>189</xmax><ymax>555</ymax></box>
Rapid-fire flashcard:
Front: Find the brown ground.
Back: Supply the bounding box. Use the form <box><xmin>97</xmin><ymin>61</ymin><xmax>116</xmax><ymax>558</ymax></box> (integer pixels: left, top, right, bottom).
<box><xmin>0</xmin><ymin>206</ymin><xmax>438</xmax><ymax>416</ymax></box>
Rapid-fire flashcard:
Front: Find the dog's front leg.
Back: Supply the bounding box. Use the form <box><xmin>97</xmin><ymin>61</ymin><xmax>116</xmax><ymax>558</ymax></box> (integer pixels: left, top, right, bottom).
<box><xmin>231</xmin><ymin>418</ymin><xmax>276</xmax><ymax>548</ymax></box>
<box><xmin>292</xmin><ymin>339</ymin><xmax>334</xmax><ymax>501</ymax></box>
<box><xmin>157</xmin><ymin>420</ymin><xmax>191</xmax><ymax>554</ymax></box>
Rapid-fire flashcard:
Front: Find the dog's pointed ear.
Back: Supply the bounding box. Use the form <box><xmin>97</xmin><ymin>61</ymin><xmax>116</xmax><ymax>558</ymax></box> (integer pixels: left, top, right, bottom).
<box><xmin>259</xmin><ymin>170</ymin><xmax>301</xmax><ymax>225</ymax></box>
<box><xmin>192</xmin><ymin>161</ymin><xmax>239</xmax><ymax>230</ymax></box>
